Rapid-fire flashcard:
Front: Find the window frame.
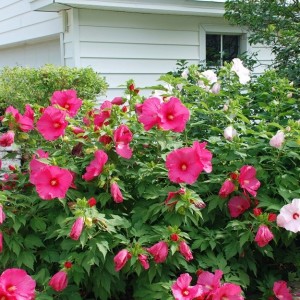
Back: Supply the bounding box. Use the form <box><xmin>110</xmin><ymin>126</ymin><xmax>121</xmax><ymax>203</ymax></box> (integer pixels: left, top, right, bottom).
<box><xmin>199</xmin><ymin>24</ymin><xmax>250</xmax><ymax>67</ymax></box>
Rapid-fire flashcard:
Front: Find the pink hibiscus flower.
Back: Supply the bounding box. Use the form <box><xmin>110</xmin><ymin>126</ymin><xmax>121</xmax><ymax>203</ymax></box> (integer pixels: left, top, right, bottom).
<box><xmin>192</xmin><ymin>141</ymin><xmax>213</xmax><ymax>173</ymax></box>
<box><xmin>238</xmin><ymin>165</ymin><xmax>260</xmax><ymax>197</ymax></box>
<box><xmin>228</xmin><ymin>196</ymin><xmax>251</xmax><ymax>218</ymax></box>
<box><xmin>212</xmin><ymin>283</ymin><xmax>244</xmax><ymax>300</ymax></box>
<box><xmin>113</xmin><ymin>125</ymin><xmax>133</xmax><ymax>159</ymax></box>
<box><xmin>254</xmin><ymin>225</ymin><xmax>274</xmax><ymax>247</ymax></box>
<box><xmin>197</xmin><ymin>269</ymin><xmax>223</xmax><ymax>295</ymax></box>
<box><xmin>277</xmin><ymin>198</ymin><xmax>300</xmax><ymax>233</ymax></box>
<box><xmin>0</xmin><ymin>268</ymin><xmax>36</xmax><ymax>300</ymax></box>
<box><xmin>6</xmin><ymin>105</ymin><xmax>35</xmax><ymax>132</ymax></box>
<box><xmin>171</xmin><ymin>273</ymin><xmax>204</xmax><ymax>300</ymax></box>
<box><xmin>219</xmin><ymin>179</ymin><xmax>236</xmax><ymax>198</ymax></box>
<box><xmin>82</xmin><ymin>150</ymin><xmax>108</xmax><ymax>181</ymax></box>
<box><xmin>0</xmin><ymin>131</ymin><xmax>15</xmax><ymax>147</ymax></box>
<box><xmin>273</xmin><ymin>280</ymin><xmax>293</xmax><ymax>300</ymax></box>
<box><xmin>166</xmin><ymin>147</ymin><xmax>203</xmax><ymax>184</ymax></box>
<box><xmin>36</xmin><ymin>106</ymin><xmax>68</xmax><ymax>141</ymax></box>
<box><xmin>146</xmin><ymin>241</ymin><xmax>168</xmax><ymax>263</ymax></box>
<box><xmin>114</xmin><ymin>249</ymin><xmax>132</xmax><ymax>272</ymax></box>
<box><xmin>51</xmin><ymin>89</ymin><xmax>82</xmax><ymax>117</ymax></box>
<box><xmin>29</xmin><ymin>149</ymin><xmax>49</xmax><ymax>184</ymax></box>
<box><xmin>138</xmin><ymin>97</ymin><xmax>162</xmax><ymax>130</ymax></box>
<box><xmin>33</xmin><ymin>165</ymin><xmax>73</xmax><ymax>200</ymax></box>
<box><xmin>159</xmin><ymin>97</ymin><xmax>190</xmax><ymax>132</ymax></box>
<box><xmin>94</xmin><ymin>101</ymin><xmax>112</xmax><ymax>127</ymax></box>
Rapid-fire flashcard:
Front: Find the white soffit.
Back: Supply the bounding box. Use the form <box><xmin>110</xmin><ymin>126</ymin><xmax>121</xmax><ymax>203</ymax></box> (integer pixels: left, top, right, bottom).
<box><xmin>29</xmin><ymin>0</ymin><xmax>225</xmax><ymax>16</ymax></box>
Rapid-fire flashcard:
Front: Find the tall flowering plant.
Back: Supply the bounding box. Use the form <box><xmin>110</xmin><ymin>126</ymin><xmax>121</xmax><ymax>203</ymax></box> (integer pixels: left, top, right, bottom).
<box><xmin>0</xmin><ymin>61</ymin><xmax>299</xmax><ymax>299</ymax></box>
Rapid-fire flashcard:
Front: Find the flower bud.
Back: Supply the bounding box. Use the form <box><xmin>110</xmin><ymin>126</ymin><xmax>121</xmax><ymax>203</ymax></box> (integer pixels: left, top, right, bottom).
<box><xmin>253</xmin><ymin>207</ymin><xmax>263</xmax><ymax>216</ymax></box>
<box><xmin>224</xmin><ymin>126</ymin><xmax>237</xmax><ymax>141</ymax></box>
<box><xmin>49</xmin><ymin>271</ymin><xmax>68</xmax><ymax>292</ymax></box>
<box><xmin>179</xmin><ymin>241</ymin><xmax>193</xmax><ymax>261</ymax></box>
<box><xmin>254</xmin><ymin>225</ymin><xmax>274</xmax><ymax>247</ymax></box>
<box><xmin>269</xmin><ymin>131</ymin><xmax>285</xmax><ymax>148</ymax></box>
<box><xmin>0</xmin><ymin>232</ymin><xmax>3</xmax><ymax>253</ymax></box>
<box><xmin>64</xmin><ymin>261</ymin><xmax>72</xmax><ymax>269</ymax></box>
<box><xmin>85</xmin><ymin>217</ymin><xmax>93</xmax><ymax>228</ymax></box>
<box><xmin>111</xmin><ymin>97</ymin><xmax>124</xmax><ymax>105</ymax></box>
<box><xmin>87</xmin><ymin>197</ymin><xmax>97</xmax><ymax>207</ymax></box>
<box><xmin>211</xmin><ymin>82</ymin><xmax>221</xmax><ymax>94</ymax></box>
<box><xmin>138</xmin><ymin>254</ymin><xmax>150</xmax><ymax>270</ymax></box>
<box><xmin>170</xmin><ymin>233</ymin><xmax>179</xmax><ymax>242</ymax></box>
<box><xmin>146</xmin><ymin>241</ymin><xmax>168</xmax><ymax>263</ymax></box>
<box><xmin>0</xmin><ymin>205</ymin><xmax>6</xmax><ymax>224</ymax></box>
<box><xmin>110</xmin><ymin>182</ymin><xmax>123</xmax><ymax>203</ymax></box>
<box><xmin>114</xmin><ymin>249</ymin><xmax>131</xmax><ymax>272</ymax></box>
<box><xmin>69</xmin><ymin>217</ymin><xmax>84</xmax><ymax>240</ymax></box>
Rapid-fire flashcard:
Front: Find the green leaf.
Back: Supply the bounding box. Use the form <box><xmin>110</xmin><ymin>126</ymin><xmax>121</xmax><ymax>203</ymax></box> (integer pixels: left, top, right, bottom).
<box><xmin>97</xmin><ymin>241</ymin><xmax>109</xmax><ymax>260</ymax></box>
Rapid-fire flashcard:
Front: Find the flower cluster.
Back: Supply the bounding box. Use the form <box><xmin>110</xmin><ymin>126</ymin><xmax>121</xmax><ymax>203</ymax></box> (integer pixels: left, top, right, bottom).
<box><xmin>137</xmin><ymin>96</ymin><xmax>190</xmax><ymax>132</ymax></box>
<box><xmin>172</xmin><ymin>270</ymin><xmax>244</xmax><ymax>300</ymax></box>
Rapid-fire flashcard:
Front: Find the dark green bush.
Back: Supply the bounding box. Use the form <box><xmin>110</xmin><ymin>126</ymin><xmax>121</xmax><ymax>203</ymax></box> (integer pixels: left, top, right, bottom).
<box><xmin>0</xmin><ymin>65</ymin><xmax>107</xmax><ymax>113</ymax></box>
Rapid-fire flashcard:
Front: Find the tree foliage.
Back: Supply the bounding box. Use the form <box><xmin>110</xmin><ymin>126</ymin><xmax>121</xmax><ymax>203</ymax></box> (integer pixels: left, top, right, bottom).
<box><xmin>224</xmin><ymin>0</ymin><xmax>300</xmax><ymax>85</ymax></box>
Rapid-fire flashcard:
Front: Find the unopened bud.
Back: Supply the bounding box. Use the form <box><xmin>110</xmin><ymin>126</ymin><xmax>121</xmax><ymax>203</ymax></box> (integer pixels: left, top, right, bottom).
<box><xmin>85</xmin><ymin>217</ymin><xmax>93</xmax><ymax>228</ymax></box>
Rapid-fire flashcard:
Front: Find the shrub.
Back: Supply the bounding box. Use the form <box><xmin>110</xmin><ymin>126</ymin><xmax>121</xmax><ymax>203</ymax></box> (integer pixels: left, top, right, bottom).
<box><xmin>0</xmin><ymin>60</ymin><xmax>299</xmax><ymax>299</ymax></box>
<box><xmin>0</xmin><ymin>65</ymin><xmax>107</xmax><ymax>113</ymax></box>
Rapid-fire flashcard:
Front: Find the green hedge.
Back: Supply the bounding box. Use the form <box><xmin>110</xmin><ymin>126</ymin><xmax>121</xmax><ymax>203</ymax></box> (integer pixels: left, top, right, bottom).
<box><xmin>0</xmin><ymin>65</ymin><xmax>108</xmax><ymax>113</ymax></box>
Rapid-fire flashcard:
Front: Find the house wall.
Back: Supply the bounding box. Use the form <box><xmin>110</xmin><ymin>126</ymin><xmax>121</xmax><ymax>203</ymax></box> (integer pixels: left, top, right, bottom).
<box><xmin>0</xmin><ymin>0</ymin><xmax>62</xmax><ymax>67</ymax></box>
<box><xmin>0</xmin><ymin>39</ymin><xmax>61</xmax><ymax>68</ymax></box>
<box><xmin>64</xmin><ymin>8</ymin><xmax>273</xmax><ymax>98</ymax></box>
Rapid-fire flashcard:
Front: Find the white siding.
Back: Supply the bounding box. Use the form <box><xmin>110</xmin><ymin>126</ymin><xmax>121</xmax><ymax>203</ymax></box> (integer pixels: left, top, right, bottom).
<box><xmin>72</xmin><ymin>9</ymin><xmax>231</xmax><ymax>98</ymax></box>
<box><xmin>0</xmin><ymin>39</ymin><xmax>61</xmax><ymax>68</ymax></box>
<box><xmin>0</xmin><ymin>0</ymin><xmax>62</xmax><ymax>47</ymax></box>
<box><xmin>251</xmin><ymin>44</ymin><xmax>275</xmax><ymax>75</ymax></box>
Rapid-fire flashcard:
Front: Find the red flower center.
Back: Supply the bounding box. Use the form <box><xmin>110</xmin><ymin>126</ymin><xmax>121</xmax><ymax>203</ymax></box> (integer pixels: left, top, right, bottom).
<box><xmin>50</xmin><ymin>179</ymin><xmax>58</xmax><ymax>186</ymax></box>
<box><xmin>167</xmin><ymin>114</ymin><xmax>174</xmax><ymax>120</ymax></box>
<box><xmin>64</xmin><ymin>104</ymin><xmax>70</xmax><ymax>109</ymax></box>
<box><xmin>53</xmin><ymin>122</ymin><xmax>61</xmax><ymax>128</ymax></box>
<box><xmin>7</xmin><ymin>285</ymin><xmax>16</xmax><ymax>292</ymax></box>
<box><xmin>293</xmin><ymin>213</ymin><xmax>300</xmax><ymax>219</ymax></box>
<box><xmin>181</xmin><ymin>164</ymin><xmax>187</xmax><ymax>171</ymax></box>
<box><xmin>0</xmin><ymin>296</ymin><xmax>7</xmax><ymax>300</ymax></box>
<box><xmin>182</xmin><ymin>289</ymin><xmax>189</xmax><ymax>296</ymax></box>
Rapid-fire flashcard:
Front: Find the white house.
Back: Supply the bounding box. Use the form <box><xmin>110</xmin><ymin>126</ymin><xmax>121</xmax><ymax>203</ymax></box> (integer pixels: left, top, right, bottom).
<box><xmin>0</xmin><ymin>0</ymin><xmax>273</xmax><ymax>98</ymax></box>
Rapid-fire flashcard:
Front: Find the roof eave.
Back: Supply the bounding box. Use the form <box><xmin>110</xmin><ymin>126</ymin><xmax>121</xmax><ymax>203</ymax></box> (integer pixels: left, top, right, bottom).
<box><xmin>28</xmin><ymin>0</ymin><xmax>225</xmax><ymax>16</ymax></box>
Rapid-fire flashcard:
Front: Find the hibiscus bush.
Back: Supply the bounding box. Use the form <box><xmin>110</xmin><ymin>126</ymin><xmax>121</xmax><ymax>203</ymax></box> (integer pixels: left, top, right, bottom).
<box><xmin>0</xmin><ymin>60</ymin><xmax>299</xmax><ymax>300</ymax></box>
<box><xmin>0</xmin><ymin>65</ymin><xmax>107</xmax><ymax>113</ymax></box>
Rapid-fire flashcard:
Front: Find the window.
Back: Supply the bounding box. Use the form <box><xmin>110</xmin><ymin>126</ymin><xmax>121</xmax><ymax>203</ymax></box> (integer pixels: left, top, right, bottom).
<box><xmin>206</xmin><ymin>34</ymin><xmax>240</xmax><ymax>66</ymax></box>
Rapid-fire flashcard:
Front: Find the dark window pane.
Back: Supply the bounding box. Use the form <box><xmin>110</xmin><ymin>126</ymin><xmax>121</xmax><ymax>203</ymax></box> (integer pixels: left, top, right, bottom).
<box><xmin>223</xmin><ymin>35</ymin><xmax>240</xmax><ymax>63</ymax></box>
<box><xmin>206</xmin><ymin>35</ymin><xmax>221</xmax><ymax>66</ymax></box>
